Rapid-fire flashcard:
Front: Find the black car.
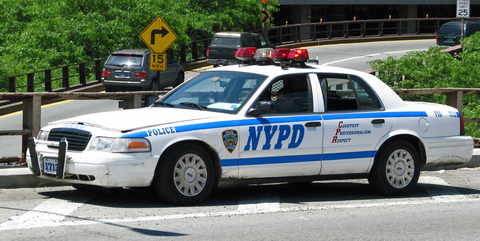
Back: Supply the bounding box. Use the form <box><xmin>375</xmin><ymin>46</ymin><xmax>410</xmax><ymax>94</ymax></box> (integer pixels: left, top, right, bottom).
<box><xmin>206</xmin><ymin>32</ymin><xmax>274</xmax><ymax>67</ymax></box>
<box><xmin>436</xmin><ymin>20</ymin><xmax>480</xmax><ymax>46</ymax></box>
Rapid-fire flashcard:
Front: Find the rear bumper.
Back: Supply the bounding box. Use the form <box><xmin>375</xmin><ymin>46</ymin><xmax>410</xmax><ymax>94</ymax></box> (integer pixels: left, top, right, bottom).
<box><xmin>207</xmin><ymin>58</ymin><xmax>239</xmax><ymax>66</ymax></box>
<box><xmin>423</xmin><ymin>135</ymin><xmax>474</xmax><ymax>167</ymax></box>
<box><xmin>101</xmin><ymin>77</ymin><xmax>152</xmax><ymax>88</ymax></box>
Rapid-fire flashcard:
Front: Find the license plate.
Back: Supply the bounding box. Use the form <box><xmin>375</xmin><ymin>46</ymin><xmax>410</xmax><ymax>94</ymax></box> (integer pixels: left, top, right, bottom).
<box><xmin>446</xmin><ymin>38</ymin><xmax>455</xmax><ymax>43</ymax></box>
<box><xmin>115</xmin><ymin>72</ymin><xmax>130</xmax><ymax>78</ymax></box>
<box><xmin>44</xmin><ymin>158</ymin><xmax>58</xmax><ymax>175</ymax></box>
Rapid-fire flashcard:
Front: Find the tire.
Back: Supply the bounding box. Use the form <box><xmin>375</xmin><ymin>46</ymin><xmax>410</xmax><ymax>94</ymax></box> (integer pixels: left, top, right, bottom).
<box><xmin>368</xmin><ymin>140</ymin><xmax>420</xmax><ymax>196</ymax></box>
<box><xmin>175</xmin><ymin>72</ymin><xmax>184</xmax><ymax>87</ymax></box>
<box><xmin>154</xmin><ymin>144</ymin><xmax>214</xmax><ymax>205</ymax></box>
<box><xmin>149</xmin><ymin>78</ymin><xmax>158</xmax><ymax>91</ymax></box>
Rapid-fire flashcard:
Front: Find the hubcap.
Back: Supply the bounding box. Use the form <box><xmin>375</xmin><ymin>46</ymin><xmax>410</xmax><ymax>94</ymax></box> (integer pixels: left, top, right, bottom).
<box><xmin>385</xmin><ymin>149</ymin><xmax>415</xmax><ymax>189</ymax></box>
<box><xmin>173</xmin><ymin>154</ymin><xmax>208</xmax><ymax>197</ymax></box>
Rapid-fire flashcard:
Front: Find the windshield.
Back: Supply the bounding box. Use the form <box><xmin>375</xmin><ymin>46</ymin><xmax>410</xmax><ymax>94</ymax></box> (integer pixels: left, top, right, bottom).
<box><xmin>105</xmin><ymin>55</ymin><xmax>143</xmax><ymax>66</ymax></box>
<box><xmin>153</xmin><ymin>71</ymin><xmax>267</xmax><ymax>114</ymax></box>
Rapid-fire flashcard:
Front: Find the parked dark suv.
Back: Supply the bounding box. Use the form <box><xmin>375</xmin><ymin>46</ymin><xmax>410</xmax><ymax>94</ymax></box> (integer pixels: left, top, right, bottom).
<box><xmin>102</xmin><ymin>49</ymin><xmax>184</xmax><ymax>92</ymax></box>
<box><xmin>436</xmin><ymin>20</ymin><xmax>480</xmax><ymax>46</ymax></box>
<box><xmin>206</xmin><ymin>32</ymin><xmax>274</xmax><ymax>67</ymax></box>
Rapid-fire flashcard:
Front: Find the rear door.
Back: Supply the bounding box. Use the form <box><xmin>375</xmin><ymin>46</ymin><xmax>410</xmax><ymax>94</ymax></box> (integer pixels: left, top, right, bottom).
<box><xmin>318</xmin><ymin>74</ymin><xmax>393</xmax><ymax>175</ymax></box>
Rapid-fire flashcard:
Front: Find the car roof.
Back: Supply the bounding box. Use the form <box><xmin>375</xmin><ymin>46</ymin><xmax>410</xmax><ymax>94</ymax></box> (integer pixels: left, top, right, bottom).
<box><xmin>112</xmin><ymin>49</ymin><xmax>150</xmax><ymax>55</ymax></box>
<box><xmin>213</xmin><ymin>32</ymin><xmax>257</xmax><ymax>38</ymax></box>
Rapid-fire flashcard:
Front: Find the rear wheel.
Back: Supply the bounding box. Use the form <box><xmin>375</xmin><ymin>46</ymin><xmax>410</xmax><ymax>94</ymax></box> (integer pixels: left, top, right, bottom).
<box><xmin>154</xmin><ymin>144</ymin><xmax>214</xmax><ymax>205</ymax></box>
<box><xmin>149</xmin><ymin>78</ymin><xmax>158</xmax><ymax>91</ymax></box>
<box><xmin>368</xmin><ymin>140</ymin><xmax>420</xmax><ymax>196</ymax></box>
<box><xmin>174</xmin><ymin>72</ymin><xmax>184</xmax><ymax>87</ymax></box>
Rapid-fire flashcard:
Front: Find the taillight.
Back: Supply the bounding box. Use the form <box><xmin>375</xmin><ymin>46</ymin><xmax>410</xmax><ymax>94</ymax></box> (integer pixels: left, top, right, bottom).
<box><xmin>460</xmin><ymin>112</ymin><xmax>466</xmax><ymax>135</ymax></box>
<box><xmin>134</xmin><ymin>72</ymin><xmax>147</xmax><ymax>78</ymax></box>
<box><xmin>206</xmin><ymin>49</ymin><xmax>210</xmax><ymax>57</ymax></box>
<box><xmin>102</xmin><ymin>71</ymin><xmax>111</xmax><ymax>77</ymax></box>
<box><xmin>436</xmin><ymin>35</ymin><xmax>438</xmax><ymax>43</ymax></box>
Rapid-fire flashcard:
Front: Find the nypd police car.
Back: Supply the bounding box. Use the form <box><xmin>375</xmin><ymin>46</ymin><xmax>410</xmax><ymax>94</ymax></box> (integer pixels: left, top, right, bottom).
<box><xmin>27</xmin><ymin>47</ymin><xmax>474</xmax><ymax>205</ymax></box>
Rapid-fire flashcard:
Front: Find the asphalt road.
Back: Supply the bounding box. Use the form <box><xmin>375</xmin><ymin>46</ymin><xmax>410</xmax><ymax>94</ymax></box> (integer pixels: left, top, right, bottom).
<box><xmin>0</xmin><ymin>168</ymin><xmax>479</xmax><ymax>240</ymax></box>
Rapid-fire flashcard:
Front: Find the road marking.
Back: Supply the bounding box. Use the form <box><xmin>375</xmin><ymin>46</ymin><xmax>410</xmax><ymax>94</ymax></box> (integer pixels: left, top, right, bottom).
<box><xmin>0</xmin><ymin>100</ymin><xmax>74</xmax><ymax>119</ymax></box>
<box><xmin>0</xmin><ymin>196</ymin><xmax>91</xmax><ymax>230</ymax></box>
<box><xmin>322</xmin><ymin>48</ymin><xmax>428</xmax><ymax>66</ymax></box>
<box><xmin>0</xmin><ymin>176</ymin><xmax>476</xmax><ymax>230</ymax></box>
<box><xmin>237</xmin><ymin>195</ymin><xmax>280</xmax><ymax>213</ymax></box>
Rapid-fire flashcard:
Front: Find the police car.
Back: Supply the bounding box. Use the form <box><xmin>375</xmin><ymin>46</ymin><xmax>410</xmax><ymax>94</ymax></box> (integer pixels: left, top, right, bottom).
<box><xmin>27</xmin><ymin>47</ymin><xmax>474</xmax><ymax>205</ymax></box>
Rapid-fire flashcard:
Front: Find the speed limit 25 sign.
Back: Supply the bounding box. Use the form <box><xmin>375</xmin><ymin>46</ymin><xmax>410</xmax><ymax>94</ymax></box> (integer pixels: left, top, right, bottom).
<box><xmin>457</xmin><ymin>0</ymin><xmax>470</xmax><ymax>18</ymax></box>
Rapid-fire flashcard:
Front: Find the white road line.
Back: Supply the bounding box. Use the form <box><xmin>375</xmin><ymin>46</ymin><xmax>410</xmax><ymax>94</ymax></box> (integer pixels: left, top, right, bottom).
<box><xmin>0</xmin><ymin>196</ymin><xmax>91</xmax><ymax>230</ymax></box>
<box><xmin>237</xmin><ymin>195</ymin><xmax>281</xmax><ymax>213</ymax></box>
<box><xmin>322</xmin><ymin>48</ymin><xmax>428</xmax><ymax>66</ymax></box>
<box><xmin>0</xmin><ymin>176</ymin><xmax>476</xmax><ymax>230</ymax></box>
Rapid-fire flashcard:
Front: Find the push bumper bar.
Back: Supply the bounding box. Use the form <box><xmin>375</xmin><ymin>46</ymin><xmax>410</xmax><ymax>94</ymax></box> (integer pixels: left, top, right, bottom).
<box><xmin>28</xmin><ymin>137</ymin><xmax>68</xmax><ymax>179</ymax></box>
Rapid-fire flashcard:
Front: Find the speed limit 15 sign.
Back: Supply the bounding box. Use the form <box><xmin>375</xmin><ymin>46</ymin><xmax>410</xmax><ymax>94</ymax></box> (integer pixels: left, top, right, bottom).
<box><xmin>457</xmin><ymin>0</ymin><xmax>470</xmax><ymax>18</ymax></box>
<box><xmin>150</xmin><ymin>52</ymin><xmax>166</xmax><ymax>71</ymax></box>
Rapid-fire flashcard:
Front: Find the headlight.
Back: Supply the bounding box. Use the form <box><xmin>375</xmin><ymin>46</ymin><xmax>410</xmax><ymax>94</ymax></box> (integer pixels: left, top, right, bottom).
<box><xmin>37</xmin><ymin>131</ymin><xmax>49</xmax><ymax>141</ymax></box>
<box><xmin>89</xmin><ymin>137</ymin><xmax>151</xmax><ymax>153</ymax></box>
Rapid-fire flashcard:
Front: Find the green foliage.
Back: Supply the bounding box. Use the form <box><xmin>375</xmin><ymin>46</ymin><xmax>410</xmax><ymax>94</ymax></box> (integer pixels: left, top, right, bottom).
<box><xmin>0</xmin><ymin>0</ymin><xmax>279</xmax><ymax>91</ymax></box>
<box><xmin>369</xmin><ymin>32</ymin><xmax>480</xmax><ymax>137</ymax></box>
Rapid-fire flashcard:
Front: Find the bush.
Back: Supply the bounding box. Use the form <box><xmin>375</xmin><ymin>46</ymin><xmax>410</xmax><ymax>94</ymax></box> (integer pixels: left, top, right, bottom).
<box><xmin>369</xmin><ymin>32</ymin><xmax>480</xmax><ymax>137</ymax></box>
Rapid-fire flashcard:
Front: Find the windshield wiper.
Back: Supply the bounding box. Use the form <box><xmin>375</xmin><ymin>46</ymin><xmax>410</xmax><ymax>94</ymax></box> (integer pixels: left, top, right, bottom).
<box><xmin>179</xmin><ymin>102</ymin><xmax>208</xmax><ymax>110</ymax></box>
<box><xmin>152</xmin><ymin>101</ymin><xmax>175</xmax><ymax>107</ymax></box>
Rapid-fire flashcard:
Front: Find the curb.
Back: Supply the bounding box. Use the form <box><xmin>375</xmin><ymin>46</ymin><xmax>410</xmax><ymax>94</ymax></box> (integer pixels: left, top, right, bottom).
<box><xmin>1</xmin><ymin>149</ymin><xmax>479</xmax><ymax>189</ymax></box>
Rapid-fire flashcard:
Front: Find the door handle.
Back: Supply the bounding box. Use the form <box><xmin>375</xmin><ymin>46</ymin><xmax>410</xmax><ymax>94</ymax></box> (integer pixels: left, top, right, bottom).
<box><xmin>305</xmin><ymin>122</ymin><xmax>322</xmax><ymax>127</ymax></box>
<box><xmin>371</xmin><ymin>119</ymin><xmax>385</xmax><ymax>124</ymax></box>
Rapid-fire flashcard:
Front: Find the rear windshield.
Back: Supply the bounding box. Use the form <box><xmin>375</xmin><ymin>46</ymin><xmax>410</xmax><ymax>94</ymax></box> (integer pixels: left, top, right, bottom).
<box><xmin>439</xmin><ymin>24</ymin><xmax>462</xmax><ymax>34</ymax></box>
<box><xmin>210</xmin><ymin>37</ymin><xmax>241</xmax><ymax>48</ymax></box>
<box><xmin>105</xmin><ymin>55</ymin><xmax>143</xmax><ymax>66</ymax></box>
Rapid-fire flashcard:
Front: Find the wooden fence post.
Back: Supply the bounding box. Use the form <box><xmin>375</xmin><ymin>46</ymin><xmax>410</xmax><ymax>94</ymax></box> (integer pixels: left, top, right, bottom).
<box><xmin>21</xmin><ymin>95</ymin><xmax>41</xmax><ymax>164</ymax></box>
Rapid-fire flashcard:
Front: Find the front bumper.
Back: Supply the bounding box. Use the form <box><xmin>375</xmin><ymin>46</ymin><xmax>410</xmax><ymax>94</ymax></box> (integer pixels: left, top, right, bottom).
<box><xmin>27</xmin><ymin>138</ymin><xmax>159</xmax><ymax>188</ymax></box>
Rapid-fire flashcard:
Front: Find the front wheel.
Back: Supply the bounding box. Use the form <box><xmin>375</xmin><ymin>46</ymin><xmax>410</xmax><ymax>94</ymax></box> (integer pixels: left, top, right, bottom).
<box><xmin>154</xmin><ymin>144</ymin><xmax>214</xmax><ymax>205</ymax></box>
<box><xmin>368</xmin><ymin>140</ymin><xmax>421</xmax><ymax>196</ymax></box>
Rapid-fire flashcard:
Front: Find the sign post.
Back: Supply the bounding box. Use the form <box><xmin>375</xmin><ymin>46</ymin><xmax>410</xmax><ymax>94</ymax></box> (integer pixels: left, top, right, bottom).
<box><xmin>261</xmin><ymin>0</ymin><xmax>270</xmax><ymax>40</ymax></box>
<box><xmin>457</xmin><ymin>0</ymin><xmax>470</xmax><ymax>46</ymax></box>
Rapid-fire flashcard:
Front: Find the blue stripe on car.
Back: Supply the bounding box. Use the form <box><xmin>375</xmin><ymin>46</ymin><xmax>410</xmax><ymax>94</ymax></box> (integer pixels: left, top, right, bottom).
<box><xmin>120</xmin><ymin>111</ymin><xmax>427</xmax><ymax>138</ymax></box>
<box><xmin>220</xmin><ymin>150</ymin><xmax>376</xmax><ymax>167</ymax></box>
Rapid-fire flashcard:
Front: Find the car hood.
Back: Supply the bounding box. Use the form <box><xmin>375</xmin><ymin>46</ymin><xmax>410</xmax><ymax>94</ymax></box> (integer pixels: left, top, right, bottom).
<box><xmin>49</xmin><ymin>107</ymin><xmax>229</xmax><ymax>132</ymax></box>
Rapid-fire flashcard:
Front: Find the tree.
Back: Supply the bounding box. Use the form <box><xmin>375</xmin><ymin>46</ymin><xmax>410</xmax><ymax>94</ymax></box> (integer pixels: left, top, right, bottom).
<box><xmin>0</xmin><ymin>0</ymin><xmax>279</xmax><ymax>88</ymax></box>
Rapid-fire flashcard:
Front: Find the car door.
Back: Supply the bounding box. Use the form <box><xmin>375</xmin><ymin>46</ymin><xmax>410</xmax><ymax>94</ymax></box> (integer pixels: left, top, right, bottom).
<box><xmin>318</xmin><ymin>74</ymin><xmax>393</xmax><ymax>175</ymax></box>
<box><xmin>238</xmin><ymin>74</ymin><xmax>323</xmax><ymax>179</ymax></box>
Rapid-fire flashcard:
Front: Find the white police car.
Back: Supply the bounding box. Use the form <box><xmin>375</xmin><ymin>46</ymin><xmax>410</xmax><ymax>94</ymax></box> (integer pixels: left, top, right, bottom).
<box><xmin>27</xmin><ymin>48</ymin><xmax>474</xmax><ymax>205</ymax></box>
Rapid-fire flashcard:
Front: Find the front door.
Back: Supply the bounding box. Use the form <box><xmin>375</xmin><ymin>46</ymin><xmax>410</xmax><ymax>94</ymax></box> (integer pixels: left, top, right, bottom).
<box><xmin>238</xmin><ymin>74</ymin><xmax>323</xmax><ymax>178</ymax></box>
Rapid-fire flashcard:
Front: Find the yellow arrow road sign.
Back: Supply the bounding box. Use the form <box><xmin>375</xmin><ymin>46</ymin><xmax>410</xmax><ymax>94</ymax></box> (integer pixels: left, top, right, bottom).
<box><xmin>140</xmin><ymin>16</ymin><xmax>178</xmax><ymax>53</ymax></box>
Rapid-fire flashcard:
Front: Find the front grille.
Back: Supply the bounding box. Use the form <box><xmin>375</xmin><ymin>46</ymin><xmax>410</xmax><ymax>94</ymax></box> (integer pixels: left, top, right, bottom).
<box><xmin>48</xmin><ymin>128</ymin><xmax>92</xmax><ymax>151</ymax></box>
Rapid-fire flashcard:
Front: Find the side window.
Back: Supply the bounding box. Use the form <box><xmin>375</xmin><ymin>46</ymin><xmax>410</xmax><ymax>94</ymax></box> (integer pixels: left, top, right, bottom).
<box><xmin>318</xmin><ymin>74</ymin><xmax>382</xmax><ymax>111</ymax></box>
<box><xmin>257</xmin><ymin>75</ymin><xmax>313</xmax><ymax>114</ymax></box>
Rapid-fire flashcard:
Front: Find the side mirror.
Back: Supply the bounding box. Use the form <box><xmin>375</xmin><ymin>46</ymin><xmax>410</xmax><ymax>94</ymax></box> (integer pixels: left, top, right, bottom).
<box><xmin>247</xmin><ymin>101</ymin><xmax>276</xmax><ymax>116</ymax></box>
